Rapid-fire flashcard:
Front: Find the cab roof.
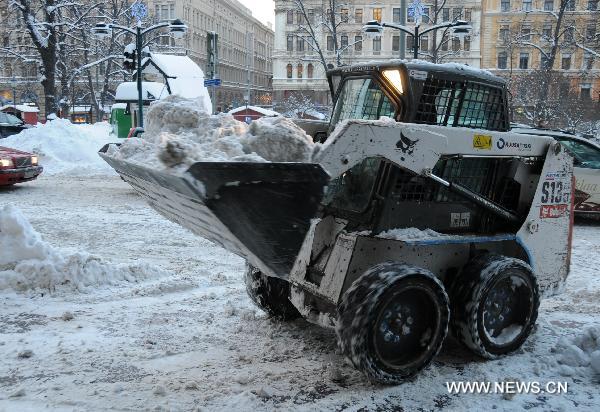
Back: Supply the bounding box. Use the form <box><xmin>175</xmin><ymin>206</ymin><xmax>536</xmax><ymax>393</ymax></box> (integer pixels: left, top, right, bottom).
<box><xmin>328</xmin><ymin>59</ymin><xmax>506</xmax><ymax>87</ymax></box>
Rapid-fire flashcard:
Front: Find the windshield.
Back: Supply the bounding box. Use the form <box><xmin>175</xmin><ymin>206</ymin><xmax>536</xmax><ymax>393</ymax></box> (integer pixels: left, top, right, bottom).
<box><xmin>331</xmin><ymin>78</ymin><xmax>396</xmax><ymax>125</ymax></box>
<box><xmin>555</xmin><ymin>137</ymin><xmax>600</xmax><ymax>169</ymax></box>
<box><xmin>0</xmin><ymin>112</ymin><xmax>23</xmax><ymax>125</ymax></box>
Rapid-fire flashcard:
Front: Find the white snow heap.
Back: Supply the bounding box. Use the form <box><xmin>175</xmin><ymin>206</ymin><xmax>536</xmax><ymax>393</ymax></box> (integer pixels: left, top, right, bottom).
<box><xmin>376</xmin><ymin>227</ymin><xmax>456</xmax><ymax>241</ymax></box>
<box><xmin>0</xmin><ymin>204</ymin><xmax>165</xmax><ymax>292</ymax></box>
<box><xmin>553</xmin><ymin>326</ymin><xmax>600</xmax><ymax>377</ymax></box>
<box><xmin>1</xmin><ymin>119</ymin><xmax>116</xmax><ymax>176</ymax></box>
<box><xmin>108</xmin><ymin>95</ymin><xmax>316</xmax><ymax>171</ymax></box>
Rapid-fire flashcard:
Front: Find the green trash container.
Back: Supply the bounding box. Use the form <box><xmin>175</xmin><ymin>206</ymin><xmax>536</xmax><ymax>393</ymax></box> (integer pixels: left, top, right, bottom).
<box><xmin>110</xmin><ymin>103</ymin><xmax>132</xmax><ymax>138</ymax></box>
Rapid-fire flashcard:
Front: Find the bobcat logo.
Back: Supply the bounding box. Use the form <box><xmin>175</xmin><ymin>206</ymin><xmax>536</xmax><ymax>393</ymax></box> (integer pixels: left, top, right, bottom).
<box><xmin>396</xmin><ymin>132</ymin><xmax>419</xmax><ymax>155</ymax></box>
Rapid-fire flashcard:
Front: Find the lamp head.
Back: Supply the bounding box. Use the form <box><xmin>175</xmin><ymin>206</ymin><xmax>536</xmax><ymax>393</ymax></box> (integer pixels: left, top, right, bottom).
<box><xmin>92</xmin><ymin>23</ymin><xmax>112</xmax><ymax>39</ymax></box>
<box><xmin>169</xmin><ymin>19</ymin><xmax>187</xmax><ymax>39</ymax></box>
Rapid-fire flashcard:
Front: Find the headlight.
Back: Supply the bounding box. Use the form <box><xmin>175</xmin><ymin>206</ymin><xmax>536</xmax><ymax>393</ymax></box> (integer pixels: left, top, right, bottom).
<box><xmin>0</xmin><ymin>158</ymin><xmax>14</xmax><ymax>168</ymax></box>
<box><xmin>31</xmin><ymin>156</ymin><xmax>38</xmax><ymax>166</ymax></box>
<box><xmin>382</xmin><ymin>69</ymin><xmax>404</xmax><ymax>95</ymax></box>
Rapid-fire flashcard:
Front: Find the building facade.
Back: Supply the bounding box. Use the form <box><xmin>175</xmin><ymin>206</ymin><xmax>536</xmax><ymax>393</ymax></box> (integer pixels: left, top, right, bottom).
<box><xmin>481</xmin><ymin>0</ymin><xmax>600</xmax><ymax>101</ymax></box>
<box><xmin>273</xmin><ymin>0</ymin><xmax>483</xmax><ymax>107</ymax></box>
<box><xmin>149</xmin><ymin>0</ymin><xmax>274</xmax><ymax>111</ymax></box>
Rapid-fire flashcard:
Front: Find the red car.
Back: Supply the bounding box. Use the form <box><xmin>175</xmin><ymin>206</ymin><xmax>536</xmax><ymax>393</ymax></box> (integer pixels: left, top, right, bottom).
<box><xmin>0</xmin><ymin>146</ymin><xmax>43</xmax><ymax>186</ymax></box>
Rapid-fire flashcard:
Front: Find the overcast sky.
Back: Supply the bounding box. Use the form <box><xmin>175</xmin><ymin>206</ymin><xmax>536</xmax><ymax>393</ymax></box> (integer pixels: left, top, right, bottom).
<box><xmin>239</xmin><ymin>0</ymin><xmax>275</xmax><ymax>27</ymax></box>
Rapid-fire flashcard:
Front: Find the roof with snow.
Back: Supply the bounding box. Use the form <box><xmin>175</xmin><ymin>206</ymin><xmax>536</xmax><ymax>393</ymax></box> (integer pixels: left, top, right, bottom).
<box><xmin>228</xmin><ymin>105</ymin><xmax>279</xmax><ymax>117</ymax></box>
<box><xmin>1</xmin><ymin>104</ymin><xmax>40</xmax><ymax>113</ymax></box>
<box><xmin>115</xmin><ymin>82</ymin><xmax>169</xmax><ymax>102</ymax></box>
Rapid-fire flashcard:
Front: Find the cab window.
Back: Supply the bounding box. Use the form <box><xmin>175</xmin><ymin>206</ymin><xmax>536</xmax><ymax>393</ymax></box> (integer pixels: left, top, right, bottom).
<box><xmin>324</xmin><ymin>158</ymin><xmax>381</xmax><ymax>213</ymax></box>
<box><xmin>331</xmin><ymin>78</ymin><xmax>396</xmax><ymax>125</ymax></box>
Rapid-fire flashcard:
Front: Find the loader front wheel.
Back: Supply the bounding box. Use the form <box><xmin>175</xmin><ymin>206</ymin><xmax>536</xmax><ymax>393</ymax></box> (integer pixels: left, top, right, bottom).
<box><xmin>450</xmin><ymin>254</ymin><xmax>539</xmax><ymax>358</ymax></box>
<box><xmin>244</xmin><ymin>265</ymin><xmax>300</xmax><ymax>321</ymax></box>
<box><xmin>337</xmin><ymin>262</ymin><xmax>449</xmax><ymax>384</ymax></box>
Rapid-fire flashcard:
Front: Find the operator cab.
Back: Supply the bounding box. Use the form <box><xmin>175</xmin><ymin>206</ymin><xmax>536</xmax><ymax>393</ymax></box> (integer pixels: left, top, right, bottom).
<box><xmin>327</xmin><ymin>60</ymin><xmax>510</xmax><ymax>133</ymax></box>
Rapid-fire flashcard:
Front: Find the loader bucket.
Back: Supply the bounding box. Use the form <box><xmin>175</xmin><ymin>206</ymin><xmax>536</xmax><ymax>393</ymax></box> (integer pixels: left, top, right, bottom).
<box><xmin>99</xmin><ymin>144</ymin><xmax>330</xmax><ymax>279</ymax></box>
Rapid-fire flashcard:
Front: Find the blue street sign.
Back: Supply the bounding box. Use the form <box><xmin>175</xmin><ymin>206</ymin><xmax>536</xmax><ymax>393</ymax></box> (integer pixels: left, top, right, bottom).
<box><xmin>204</xmin><ymin>78</ymin><xmax>222</xmax><ymax>87</ymax></box>
<box><xmin>131</xmin><ymin>2</ymin><xmax>148</xmax><ymax>22</ymax></box>
<box><xmin>408</xmin><ymin>7</ymin><xmax>415</xmax><ymax>17</ymax></box>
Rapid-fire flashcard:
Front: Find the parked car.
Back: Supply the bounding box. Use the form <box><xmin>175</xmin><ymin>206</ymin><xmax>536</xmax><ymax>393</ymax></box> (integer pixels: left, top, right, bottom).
<box><xmin>0</xmin><ymin>111</ymin><xmax>30</xmax><ymax>138</ymax></box>
<box><xmin>512</xmin><ymin>126</ymin><xmax>600</xmax><ymax>217</ymax></box>
<box><xmin>0</xmin><ymin>146</ymin><xmax>43</xmax><ymax>186</ymax></box>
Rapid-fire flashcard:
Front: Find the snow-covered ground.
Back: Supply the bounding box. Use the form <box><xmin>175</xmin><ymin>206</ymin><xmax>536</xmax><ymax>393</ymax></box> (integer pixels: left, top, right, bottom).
<box><xmin>0</xmin><ymin>118</ymin><xmax>599</xmax><ymax>411</ymax></box>
<box><xmin>0</xmin><ymin>173</ymin><xmax>598</xmax><ymax>411</ymax></box>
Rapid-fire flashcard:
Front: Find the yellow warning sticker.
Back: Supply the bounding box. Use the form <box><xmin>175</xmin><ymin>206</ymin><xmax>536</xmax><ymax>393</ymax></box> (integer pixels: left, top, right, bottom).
<box><xmin>473</xmin><ymin>135</ymin><xmax>492</xmax><ymax>150</ymax></box>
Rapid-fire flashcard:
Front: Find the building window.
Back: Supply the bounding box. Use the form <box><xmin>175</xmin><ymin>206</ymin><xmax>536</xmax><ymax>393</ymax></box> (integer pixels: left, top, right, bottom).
<box><xmin>523</xmin><ymin>0</ymin><xmax>532</xmax><ymax>11</ymax></box>
<box><xmin>340</xmin><ymin>35</ymin><xmax>348</xmax><ymax>49</ymax></box>
<box><xmin>544</xmin><ymin>0</ymin><xmax>554</xmax><ymax>11</ymax></box>
<box><xmin>355</xmin><ymin>9</ymin><xmax>363</xmax><ymax>24</ymax></box>
<box><xmin>297</xmin><ymin>64</ymin><xmax>303</xmax><ymax>79</ymax></box>
<box><xmin>441</xmin><ymin>34</ymin><xmax>449</xmax><ymax>51</ymax></box>
<box><xmin>564</xmin><ymin>27</ymin><xmax>575</xmax><ymax>42</ymax></box>
<box><xmin>393</xmin><ymin>8</ymin><xmax>401</xmax><ymax>23</ymax></box>
<box><xmin>464</xmin><ymin>9</ymin><xmax>472</xmax><ymax>22</ymax></box>
<box><xmin>464</xmin><ymin>35</ymin><xmax>471</xmax><ymax>51</ymax></box>
<box><xmin>541</xmin><ymin>54</ymin><xmax>551</xmax><ymax>69</ymax></box>
<box><xmin>442</xmin><ymin>8</ymin><xmax>450</xmax><ymax>21</ymax></box>
<box><xmin>392</xmin><ymin>35</ymin><xmax>400</xmax><ymax>51</ymax></box>
<box><xmin>286</xmin><ymin>64</ymin><xmax>292</xmax><ymax>78</ymax></box>
<box><xmin>498</xmin><ymin>52</ymin><xmax>508</xmax><ymax>69</ymax></box>
<box><xmin>501</xmin><ymin>0</ymin><xmax>511</xmax><ymax>12</ymax></box>
<box><xmin>583</xmin><ymin>53</ymin><xmax>594</xmax><ymax>70</ymax></box>
<box><xmin>421</xmin><ymin>35</ymin><xmax>429</xmax><ymax>52</ymax></box>
<box><xmin>297</xmin><ymin>37</ymin><xmax>305</xmax><ymax>52</ymax></box>
<box><xmin>287</xmin><ymin>10</ymin><xmax>294</xmax><ymax>24</ymax></box>
<box><xmin>422</xmin><ymin>7</ymin><xmax>430</xmax><ymax>23</ymax></box>
<box><xmin>581</xmin><ymin>83</ymin><xmax>592</xmax><ymax>99</ymax></box>
<box><xmin>542</xmin><ymin>24</ymin><xmax>553</xmax><ymax>39</ymax></box>
<box><xmin>355</xmin><ymin>35</ymin><xmax>362</xmax><ymax>52</ymax></box>
<box><xmin>453</xmin><ymin>8</ymin><xmax>462</xmax><ymax>21</ymax></box>
<box><xmin>327</xmin><ymin>36</ymin><xmax>334</xmax><ymax>51</ymax></box>
<box><xmin>287</xmin><ymin>35</ymin><xmax>293</xmax><ymax>51</ymax></box>
<box><xmin>519</xmin><ymin>52</ymin><xmax>529</xmax><ymax>69</ymax></box>
<box><xmin>499</xmin><ymin>25</ymin><xmax>510</xmax><ymax>40</ymax></box>
<box><xmin>296</xmin><ymin>11</ymin><xmax>303</xmax><ymax>24</ymax></box>
<box><xmin>307</xmin><ymin>64</ymin><xmax>314</xmax><ymax>79</ymax></box>
<box><xmin>308</xmin><ymin>9</ymin><xmax>315</xmax><ymax>23</ymax></box>
<box><xmin>521</xmin><ymin>27</ymin><xmax>531</xmax><ymax>41</ymax></box>
<box><xmin>587</xmin><ymin>24</ymin><xmax>597</xmax><ymax>40</ymax></box>
<box><xmin>373</xmin><ymin>37</ymin><xmax>381</xmax><ymax>53</ymax></box>
<box><xmin>561</xmin><ymin>54</ymin><xmax>572</xmax><ymax>70</ymax></box>
<box><xmin>589</xmin><ymin>1</ymin><xmax>599</xmax><ymax>10</ymax></box>
<box><xmin>452</xmin><ymin>37</ymin><xmax>461</xmax><ymax>51</ymax></box>
<box><xmin>341</xmin><ymin>8</ymin><xmax>349</xmax><ymax>22</ymax></box>
<box><xmin>407</xmin><ymin>35</ymin><xmax>414</xmax><ymax>52</ymax></box>
<box><xmin>566</xmin><ymin>0</ymin><xmax>575</xmax><ymax>11</ymax></box>
<box><xmin>373</xmin><ymin>8</ymin><xmax>382</xmax><ymax>22</ymax></box>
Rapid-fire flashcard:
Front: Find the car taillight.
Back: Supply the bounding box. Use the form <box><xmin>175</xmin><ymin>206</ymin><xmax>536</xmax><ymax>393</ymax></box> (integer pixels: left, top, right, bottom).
<box><xmin>0</xmin><ymin>158</ymin><xmax>14</xmax><ymax>168</ymax></box>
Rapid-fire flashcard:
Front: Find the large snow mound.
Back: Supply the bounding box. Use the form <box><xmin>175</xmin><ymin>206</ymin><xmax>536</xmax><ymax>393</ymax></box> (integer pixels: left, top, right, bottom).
<box><xmin>2</xmin><ymin>119</ymin><xmax>116</xmax><ymax>176</ymax></box>
<box><xmin>0</xmin><ymin>204</ymin><xmax>165</xmax><ymax>292</ymax></box>
<box><xmin>553</xmin><ymin>326</ymin><xmax>600</xmax><ymax>377</ymax></box>
<box><xmin>107</xmin><ymin>95</ymin><xmax>315</xmax><ymax>172</ymax></box>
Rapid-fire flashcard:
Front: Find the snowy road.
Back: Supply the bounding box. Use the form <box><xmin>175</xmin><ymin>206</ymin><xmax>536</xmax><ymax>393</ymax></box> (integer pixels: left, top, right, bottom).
<box><xmin>1</xmin><ymin>175</ymin><xmax>599</xmax><ymax>411</ymax></box>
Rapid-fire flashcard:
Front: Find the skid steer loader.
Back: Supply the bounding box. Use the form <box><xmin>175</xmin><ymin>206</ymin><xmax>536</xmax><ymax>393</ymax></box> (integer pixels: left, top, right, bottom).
<box><xmin>100</xmin><ymin>61</ymin><xmax>574</xmax><ymax>384</ymax></box>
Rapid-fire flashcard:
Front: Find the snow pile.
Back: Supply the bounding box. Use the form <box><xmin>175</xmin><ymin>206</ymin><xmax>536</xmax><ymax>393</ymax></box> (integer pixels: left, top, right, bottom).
<box><xmin>2</xmin><ymin>119</ymin><xmax>115</xmax><ymax>175</ymax></box>
<box><xmin>107</xmin><ymin>95</ymin><xmax>315</xmax><ymax>172</ymax></box>
<box><xmin>0</xmin><ymin>204</ymin><xmax>164</xmax><ymax>292</ymax></box>
<box><xmin>553</xmin><ymin>326</ymin><xmax>600</xmax><ymax>377</ymax></box>
<box><xmin>377</xmin><ymin>227</ymin><xmax>454</xmax><ymax>241</ymax></box>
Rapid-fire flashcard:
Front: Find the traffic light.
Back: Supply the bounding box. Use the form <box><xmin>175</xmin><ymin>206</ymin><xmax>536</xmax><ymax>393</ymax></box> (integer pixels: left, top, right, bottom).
<box><xmin>123</xmin><ymin>43</ymin><xmax>137</xmax><ymax>71</ymax></box>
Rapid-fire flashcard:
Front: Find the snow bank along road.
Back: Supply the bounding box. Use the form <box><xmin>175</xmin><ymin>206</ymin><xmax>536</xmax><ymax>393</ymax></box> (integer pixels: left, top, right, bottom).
<box><xmin>1</xmin><ymin>175</ymin><xmax>599</xmax><ymax>411</ymax></box>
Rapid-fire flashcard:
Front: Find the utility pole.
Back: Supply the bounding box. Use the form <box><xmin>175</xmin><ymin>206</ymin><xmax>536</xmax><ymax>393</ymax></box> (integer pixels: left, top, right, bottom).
<box><xmin>400</xmin><ymin>0</ymin><xmax>407</xmax><ymax>59</ymax></box>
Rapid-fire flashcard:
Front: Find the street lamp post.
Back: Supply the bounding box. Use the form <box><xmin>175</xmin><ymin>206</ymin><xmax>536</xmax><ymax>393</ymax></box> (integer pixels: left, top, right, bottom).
<box><xmin>92</xmin><ymin>14</ymin><xmax>187</xmax><ymax>131</ymax></box>
<box><xmin>363</xmin><ymin>19</ymin><xmax>471</xmax><ymax>60</ymax></box>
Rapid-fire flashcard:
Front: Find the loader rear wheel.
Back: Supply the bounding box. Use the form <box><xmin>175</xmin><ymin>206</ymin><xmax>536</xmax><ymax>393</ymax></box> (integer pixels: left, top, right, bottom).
<box><xmin>337</xmin><ymin>262</ymin><xmax>449</xmax><ymax>384</ymax></box>
<box><xmin>450</xmin><ymin>254</ymin><xmax>539</xmax><ymax>359</ymax></box>
<box><xmin>244</xmin><ymin>265</ymin><xmax>300</xmax><ymax>321</ymax></box>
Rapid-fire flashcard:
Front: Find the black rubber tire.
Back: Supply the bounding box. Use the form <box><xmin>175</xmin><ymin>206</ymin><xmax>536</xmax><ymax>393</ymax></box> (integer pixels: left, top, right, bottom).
<box><xmin>336</xmin><ymin>262</ymin><xmax>449</xmax><ymax>384</ymax></box>
<box><xmin>450</xmin><ymin>253</ymin><xmax>540</xmax><ymax>359</ymax></box>
<box><xmin>244</xmin><ymin>265</ymin><xmax>300</xmax><ymax>321</ymax></box>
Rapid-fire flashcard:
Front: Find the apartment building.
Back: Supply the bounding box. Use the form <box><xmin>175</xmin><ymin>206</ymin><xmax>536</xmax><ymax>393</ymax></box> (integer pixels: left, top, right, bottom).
<box><xmin>148</xmin><ymin>0</ymin><xmax>274</xmax><ymax>110</ymax></box>
<box><xmin>273</xmin><ymin>0</ymin><xmax>482</xmax><ymax>106</ymax></box>
<box><xmin>481</xmin><ymin>0</ymin><xmax>600</xmax><ymax>101</ymax></box>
